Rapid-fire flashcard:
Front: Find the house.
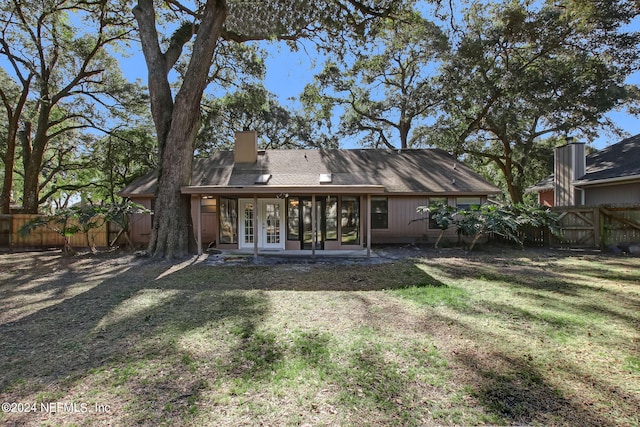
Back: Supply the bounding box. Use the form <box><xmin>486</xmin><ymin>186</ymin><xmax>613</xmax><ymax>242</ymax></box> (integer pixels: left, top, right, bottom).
<box><xmin>528</xmin><ymin>134</ymin><xmax>640</xmax><ymax>207</ymax></box>
<box><xmin>120</xmin><ymin>131</ymin><xmax>500</xmax><ymax>255</ymax></box>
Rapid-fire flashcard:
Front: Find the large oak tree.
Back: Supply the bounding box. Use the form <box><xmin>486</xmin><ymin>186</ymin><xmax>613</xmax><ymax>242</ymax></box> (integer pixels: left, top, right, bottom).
<box><xmin>0</xmin><ymin>0</ymin><xmax>140</xmax><ymax>213</ymax></box>
<box><xmin>303</xmin><ymin>9</ymin><xmax>448</xmax><ymax>149</ymax></box>
<box><xmin>431</xmin><ymin>0</ymin><xmax>639</xmax><ymax>203</ymax></box>
<box><xmin>132</xmin><ymin>0</ymin><xmax>408</xmax><ymax>258</ymax></box>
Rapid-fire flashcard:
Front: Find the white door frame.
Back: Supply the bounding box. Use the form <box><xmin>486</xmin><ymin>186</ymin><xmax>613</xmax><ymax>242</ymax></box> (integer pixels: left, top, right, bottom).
<box><xmin>238</xmin><ymin>199</ymin><xmax>255</xmax><ymax>249</ymax></box>
<box><xmin>238</xmin><ymin>198</ymin><xmax>284</xmax><ymax>249</ymax></box>
<box><xmin>259</xmin><ymin>198</ymin><xmax>285</xmax><ymax>249</ymax></box>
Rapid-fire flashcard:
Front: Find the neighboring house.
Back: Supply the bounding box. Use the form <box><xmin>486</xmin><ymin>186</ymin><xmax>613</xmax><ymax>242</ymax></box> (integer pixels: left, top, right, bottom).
<box><xmin>120</xmin><ymin>131</ymin><xmax>500</xmax><ymax>254</ymax></box>
<box><xmin>528</xmin><ymin>135</ymin><xmax>640</xmax><ymax>207</ymax></box>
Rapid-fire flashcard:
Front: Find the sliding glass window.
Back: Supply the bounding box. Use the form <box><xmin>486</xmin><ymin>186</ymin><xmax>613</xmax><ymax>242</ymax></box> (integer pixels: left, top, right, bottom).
<box><xmin>219</xmin><ymin>197</ymin><xmax>237</xmax><ymax>244</ymax></box>
<box><xmin>326</xmin><ymin>197</ymin><xmax>338</xmax><ymax>240</ymax></box>
<box><xmin>287</xmin><ymin>197</ymin><xmax>300</xmax><ymax>240</ymax></box>
<box><xmin>341</xmin><ymin>196</ymin><xmax>360</xmax><ymax>244</ymax></box>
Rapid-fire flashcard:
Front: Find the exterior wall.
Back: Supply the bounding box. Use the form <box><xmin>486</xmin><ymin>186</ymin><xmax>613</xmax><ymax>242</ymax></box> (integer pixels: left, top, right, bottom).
<box><xmin>555</xmin><ymin>143</ymin><xmax>585</xmax><ymax>206</ymax></box>
<box><xmin>371</xmin><ymin>196</ymin><xmax>428</xmax><ymax>244</ymax></box>
<box><xmin>538</xmin><ymin>190</ymin><xmax>554</xmax><ymax>207</ymax></box>
<box><xmin>370</xmin><ymin>196</ymin><xmax>486</xmax><ymax>245</ymax></box>
<box><xmin>129</xmin><ymin>197</ymin><xmax>153</xmax><ymax>246</ymax></box>
<box><xmin>130</xmin><ymin>193</ymin><xmax>494</xmax><ymax>250</ymax></box>
<box><xmin>584</xmin><ymin>182</ymin><xmax>640</xmax><ymax>206</ymax></box>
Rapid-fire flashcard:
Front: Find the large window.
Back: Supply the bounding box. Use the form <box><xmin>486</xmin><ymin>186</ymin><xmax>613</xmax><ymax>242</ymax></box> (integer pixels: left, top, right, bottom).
<box><xmin>371</xmin><ymin>197</ymin><xmax>388</xmax><ymax>229</ymax></box>
<box><xmin>456</xmin><ymin>197</ymin><xmax>482</xmax><ymax>210</ymax></box>
<box><xmin>341</xmin><ymin>196</ymin><xmax>360</xmax><ymax>244</ymax></box>
<box><xmin>287</xmin><ymin>197</ymin><xmax>299</xmax><ymax>240</ymax></box>
<box><xmin>219</xmin><ymin>197</ymin><xmax>237</xmax><ymax>244</ymax></box>
<box><xmin>326</xmin><ymin>197</ymin><xmax>338</xmax><ymax>240</ymax></box>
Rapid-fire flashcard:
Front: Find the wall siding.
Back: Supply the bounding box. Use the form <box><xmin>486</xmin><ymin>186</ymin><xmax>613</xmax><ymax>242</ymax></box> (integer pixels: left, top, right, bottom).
<box><xmin>129</xmin><ymin>197</ymin><xmax>153</xmax><ymax>246</ymax></box>
<box><xmin>371</xmin><ymin>196</ymin><xmax>450</xmax><ymax>244</ymax></box>
<box><xmin>554</xmin><ymin>143</ymin><xmax>585</xmax><ymax>206</ymax></box>
<box><xmin>585</xmin><ymin>182</ymin><xmax>640</xmax><ymax>206</ymax></box>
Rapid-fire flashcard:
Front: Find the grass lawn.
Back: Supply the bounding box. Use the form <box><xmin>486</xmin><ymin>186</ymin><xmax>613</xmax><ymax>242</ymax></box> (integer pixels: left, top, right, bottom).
<box><xmin>0</xmin><ymin>247</ymin><xmax>639</xmax><ymax>426</ymax></box>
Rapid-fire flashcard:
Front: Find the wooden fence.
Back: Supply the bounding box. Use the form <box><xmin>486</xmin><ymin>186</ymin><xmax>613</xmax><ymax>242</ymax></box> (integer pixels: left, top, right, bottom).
<box><xmin>534</xmin><ymin>205</ymin><xmax>640</xmax><ymax>249</ymax></box>
<box><xmin>0</xmin><ymin>214</ymin><xmax>123</xmax><ymax>250</ymax></box>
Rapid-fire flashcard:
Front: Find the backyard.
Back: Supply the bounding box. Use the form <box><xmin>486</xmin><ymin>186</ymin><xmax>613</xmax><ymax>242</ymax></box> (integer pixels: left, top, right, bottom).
<box><xmin>0</xmin><ymin>247</ymin><xmax>638</xmax><ymax>426</ymax></box>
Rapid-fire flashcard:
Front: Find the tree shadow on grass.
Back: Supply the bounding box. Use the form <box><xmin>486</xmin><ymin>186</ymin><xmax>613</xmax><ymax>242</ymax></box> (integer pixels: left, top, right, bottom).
<box><xmin>0</xmin><ymin>254</ymin><xmax>270</xmax><ymax>425</ymax></box>
<box><xmin>454</xmin><ymin>350</ymin><xmax>616</xmax><ymax>427</ymax></box>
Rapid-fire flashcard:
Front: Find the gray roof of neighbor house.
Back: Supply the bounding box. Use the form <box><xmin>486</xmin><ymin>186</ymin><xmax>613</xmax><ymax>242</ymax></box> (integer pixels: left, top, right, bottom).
<box><xmin>575</xmin><ymin>134</ymin><xmax>640</xmax><ymax>184</ymax></box>
<box><xmin>528</xmin><ymin>134</ymin><xmax>640</xmax><ymax>192</ymax></box>
<box><xmin>120</xmin><ymin>149</ymin><xmax>501</xmax><ymax>197</ymax></box>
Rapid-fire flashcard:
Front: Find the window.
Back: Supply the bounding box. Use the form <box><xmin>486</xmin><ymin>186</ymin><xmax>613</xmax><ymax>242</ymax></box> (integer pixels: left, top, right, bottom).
<box><xmin>287</xmin><ymin>197</ymin><xmax>299</xmax><ymax>240</ymax></box>
<box><xmin>219</xmin><ymin>197</ymin><xmax>237</xmax><ymax>244</ymax></box>
<box><xmin>201</xmin><ymin>197</ymin><xmax>217</xmax><ymax>213</ymax></box>
<box><xmin>371</xmin><ymin>197</ymin><xmax>388</xmax><ymax>229</ymax></box>
<box><xmin>326</xmin><ymin>197</ymin><xmax>337</xmax><ymax>240</ymax></box>
<box><xmin>456</xmin><ymin>197</ymin><xmax>481</xmax><ymax>210</ymax></box>
<box><xmin>341</xmin><ymin>196</ymin><xmax>360</xmax><ymax>244</ymax></box>
<box><xmin>243</xmin><ymin>203</ymin><xmax>254</xmax><ymax>244</ymax></box>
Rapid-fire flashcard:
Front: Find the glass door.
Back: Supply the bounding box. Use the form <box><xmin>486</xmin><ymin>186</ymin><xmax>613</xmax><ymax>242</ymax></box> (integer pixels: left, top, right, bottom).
<box><xmin>260</xmin><ymin>199</ymin><xmax>284</xmax><ymax>249</ymax></box>
<box><xmin>301</xmin><ymin>198</ymin><xmax>324</xmax><ymax>250</ymax></box>
<box><xmin>238</xmin><ymin>200</ymin><xmax>254</xmax><ymax>249</ymax></box>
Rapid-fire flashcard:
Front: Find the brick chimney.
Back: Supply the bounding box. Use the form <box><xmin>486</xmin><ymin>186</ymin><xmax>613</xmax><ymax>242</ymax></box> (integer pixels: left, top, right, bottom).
<box><xmin>234</xmin><ymin>130</ymin><xmax>258</xmax><ymax>164</ymax></box>
<box><xmin>554</xmin><ymin>139</ymin><xmax>586</xmax><ymax>206</ymax></box>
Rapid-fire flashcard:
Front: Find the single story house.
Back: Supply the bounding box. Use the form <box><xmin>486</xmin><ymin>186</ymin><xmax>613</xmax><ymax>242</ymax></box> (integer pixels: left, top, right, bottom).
<box><xmin>120</xmin><ymin>131</ymin><xmax>500</xmax><ymax>255</ymax></box>
<box><xmin>528</xmin><ymin>134</ymin><xmax>640</xmax><ymax>207</ymax></box>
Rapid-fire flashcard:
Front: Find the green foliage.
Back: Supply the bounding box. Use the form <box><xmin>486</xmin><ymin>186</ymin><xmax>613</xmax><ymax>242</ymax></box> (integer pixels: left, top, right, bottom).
<box><xmin>18</xmin><ymin>208</ymin><xmax>80</xmax><ymax>255</ymax></box>
<box><xmin>91</xmin><ymin>127</ymin><xmax>157</xmax><ymax>204</ymax></box>
<box><xmin>18</xmin><ymin>201</ymin><xmax>150</xmax><ymax>254</ymax></box>
<box><xmin>302</xmin><ymin>7</ymin><xmax>448</xmax><ymax>149</ymax></box>
<box><xmin>197</xmin><ymin>84</ymin><xmax>329</xmax><ymax>154</ymax></box>
<box><xmin>0</xmin><ymin>0</ymin><xmax>146</xmax><ymax>212</ymax></box>
<box><xmin>416</xmin><ymin>203</ymin><xmax>560</xmax><ymax>250</ymax></box>
<box><xmin>429</xmin><ymin>0</ymin><xmax>639</xmax><ymax>203</ymax></box>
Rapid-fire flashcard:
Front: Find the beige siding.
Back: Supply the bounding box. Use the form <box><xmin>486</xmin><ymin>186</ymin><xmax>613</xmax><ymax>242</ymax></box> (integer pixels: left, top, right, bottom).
<box><xmin>371</xmin><ymin>197</ymin><xmax>429</xmax><ymax>244</ymax></box>
<box><xmin>555</xmin><ymin>143</ymin><xmax>585</xmax><ymax>206</ymax></box>
<box><xmin>130</xmin><ymin>197</ymin><xmax>152</xmax><ymax>246</ymax></box>
<box><xmin>585</xmin><ymin>182</ymin><xmax>640</xmax><ymax>206</ymax></box>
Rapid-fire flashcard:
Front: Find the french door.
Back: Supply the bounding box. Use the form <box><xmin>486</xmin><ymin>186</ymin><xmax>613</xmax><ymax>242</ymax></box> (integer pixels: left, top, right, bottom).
<box><xmin>301</xmin><ymin>197</ymin><xmax>324</xmax><ymax>250</ymax></box>
<box><xmin>261</xmin><ymin>199</ymin><xmax>284</xmax><ymax>249</ymax></box>
<box><xmin>238</xmin><ymin>199</ymin><xmax>284</xmax><ymax>249</ymax></box>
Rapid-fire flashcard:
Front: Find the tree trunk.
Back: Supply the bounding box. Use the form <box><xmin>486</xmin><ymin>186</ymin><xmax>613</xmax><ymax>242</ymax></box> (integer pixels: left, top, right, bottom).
<box><xmin>134</xmin><ymin>0</ymin><xmax>228</xmax><ymax>258</ymax></box>
<box><xmin>0</xmin><ymin>127</ymin><xmax>17</xmax><ymax>214</ymax></box>
<box><xmin>22</xmin><ymin>105</ymin><xmax>50</xmax><ymax>213</ymax></box>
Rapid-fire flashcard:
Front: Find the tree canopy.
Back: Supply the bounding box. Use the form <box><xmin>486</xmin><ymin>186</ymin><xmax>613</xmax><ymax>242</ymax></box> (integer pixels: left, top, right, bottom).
<box><xmin>0</xmin><ymin>0</ymin><xmax>147</xmax><ymax>213</ymax></box>
<box><xmin>302</xmin><ymin>8</ymin><xmax>448</xmax><ymax>149</ymax></box>
<box><xmin>428</xmin><ymin>0</ymin><xmax>639</xmax><ymax>203</ymax></box>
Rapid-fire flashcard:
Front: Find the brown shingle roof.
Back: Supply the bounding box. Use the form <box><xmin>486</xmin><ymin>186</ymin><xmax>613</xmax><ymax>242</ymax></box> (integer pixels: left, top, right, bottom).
<box><xmin>120</xmin><ymin>149</ymin><xmax>500</xmax><ymax>196</ymax></box>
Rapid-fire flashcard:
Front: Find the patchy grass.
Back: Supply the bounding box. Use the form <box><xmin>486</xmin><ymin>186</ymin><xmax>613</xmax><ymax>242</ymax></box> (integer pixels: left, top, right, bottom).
<box><xmin>0</xmin><ymin>248</ymin><xmax>639</xmax><ymax>426</ymax></box>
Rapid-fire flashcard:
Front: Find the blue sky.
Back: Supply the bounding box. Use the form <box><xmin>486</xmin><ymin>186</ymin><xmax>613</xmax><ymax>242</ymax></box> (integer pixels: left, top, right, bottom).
<box><xmin>114</xmin><ymin>22</ymin><xmax>640</xmax><ymax>151</ymax></box>
<box><xmin>260</xmin><ymin>44</ymin><xmax>640</xmax><ymax>150</ymax></box>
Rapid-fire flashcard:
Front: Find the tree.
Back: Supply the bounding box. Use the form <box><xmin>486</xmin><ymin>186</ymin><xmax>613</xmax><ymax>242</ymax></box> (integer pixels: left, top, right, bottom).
<box><xmin>0</xmin><ymin>65</ymin><xmax>30</xmax><ymax>214</ymax></box>
<box><xmin>303</xmin><ymin>9</ymin><xmax>448</xmax><ymax>149</ymax></box>
<box><xmin>0</xmin><ymin>0</ymin><xmax>141</xmax><ymax>213</ymax></box>
<box><xmin>133</xmin><ymin>0</ymin><xmax>408</xmax><ymax>258</ymax></box>
<box><xmin>91</xmin><ymin>126</ymin><xmax>157</xmax><ymax>204</ymax></box>
<box><xmin>431</xmin><ymin>1</ymin><xmax>639</xmax><ymax>203</ymax></box>
<box><xmin>197</xmin><ymin>83</ymin><xmax>329</xmax><ymax>155</ymax></box>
